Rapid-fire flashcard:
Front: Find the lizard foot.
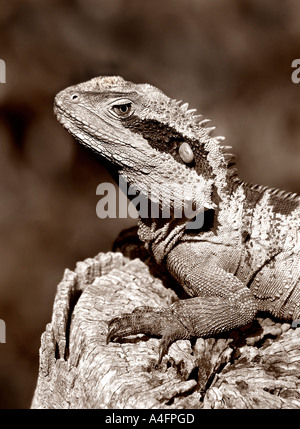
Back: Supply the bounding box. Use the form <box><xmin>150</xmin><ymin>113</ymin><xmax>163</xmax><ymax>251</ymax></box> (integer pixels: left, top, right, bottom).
<box><xmin>106</xmin><ymin>304</ymin><xmax>190</xmax><ymax>365</ymax></box>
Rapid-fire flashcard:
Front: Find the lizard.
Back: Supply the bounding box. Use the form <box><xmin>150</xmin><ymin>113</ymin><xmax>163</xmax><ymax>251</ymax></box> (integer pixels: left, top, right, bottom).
<box><xmin>54</xmin><ymin>76</ymin><xmax>300</xmax><ymax>364</ymax></box>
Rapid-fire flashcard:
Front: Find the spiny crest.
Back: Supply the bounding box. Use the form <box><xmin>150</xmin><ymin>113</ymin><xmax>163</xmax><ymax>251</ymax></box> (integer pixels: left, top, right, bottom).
<box><xmin>239</xmin><ymin>180</ymin><xmax>300</xmax><ymax>210</ymax></box>
<box><xmin>265</xmin><ymin>186</ymin><xmax>299</xmax><ymax>203</ymax></box>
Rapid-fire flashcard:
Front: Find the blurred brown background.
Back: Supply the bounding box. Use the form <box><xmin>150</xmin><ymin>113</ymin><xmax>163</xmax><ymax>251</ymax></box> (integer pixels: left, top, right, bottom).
<box><xmin>0</xmin><ymin>0</ymin><xmax>300</xmax><ymax>408</ymax></box>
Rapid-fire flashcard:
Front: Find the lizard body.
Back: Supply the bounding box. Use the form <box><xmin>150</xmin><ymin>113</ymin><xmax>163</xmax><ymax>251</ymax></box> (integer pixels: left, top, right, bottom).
<box><xmin>54</xmin><ymin>76</ymin><xmax>300</xmax><ymax>363</ymax></box>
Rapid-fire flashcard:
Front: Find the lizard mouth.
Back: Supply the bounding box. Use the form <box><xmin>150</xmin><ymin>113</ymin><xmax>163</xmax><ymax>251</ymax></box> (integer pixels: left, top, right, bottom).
<box><xmin>54</xmin><ymin>100</ymin><xmax>76</xmax><ymax>132</ymax></box>
<box><xmin>54</xmin><ymin>101</ymin><xmax>70</xmax><ymax>129</ymax></box>
<box><xmin>54</xmin><ymin>101</ymin><xmax>110</xmax><ymax>160</ymax></box>
<box><xmin>54</xmin><ymin>96</ymin><xmax>153</xmax><ymax>164</ymax></box>
<box><xmin>54</xmin><ymin>98</ymin><xmax>135</xmax><ymax>171</ymax></box>
<box><xmin>54</xmin><ymin>101</ymin><xmax>94</xmax><ymax>140</ymax></box>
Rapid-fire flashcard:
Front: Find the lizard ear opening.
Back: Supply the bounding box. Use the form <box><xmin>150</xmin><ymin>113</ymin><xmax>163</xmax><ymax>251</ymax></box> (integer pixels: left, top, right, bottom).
<box><xmin>179</xmin><ymin>142</ymin><xmax>194</xmax><ymax>164</ymax></box>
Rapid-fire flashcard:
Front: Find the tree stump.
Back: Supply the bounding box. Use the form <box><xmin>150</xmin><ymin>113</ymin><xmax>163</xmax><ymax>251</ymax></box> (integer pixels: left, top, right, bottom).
<box><xmin>31</xmin><ymin>230</ymin><xmax>300</xmax><ymax>409</ymax></box>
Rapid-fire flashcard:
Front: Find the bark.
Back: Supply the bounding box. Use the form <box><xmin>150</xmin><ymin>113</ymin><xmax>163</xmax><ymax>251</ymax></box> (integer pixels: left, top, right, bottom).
<box><xmin>31</xmin><ymin>230</ymin><xmax>300</xmax><ymax>409</ymax></box>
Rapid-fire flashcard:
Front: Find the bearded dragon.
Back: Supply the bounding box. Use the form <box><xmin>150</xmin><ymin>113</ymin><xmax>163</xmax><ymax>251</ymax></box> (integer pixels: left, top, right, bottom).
<box><xmin>54</xmin><ymin>76</ymin><xmax>300</xmax><ymax>364</ymax></box>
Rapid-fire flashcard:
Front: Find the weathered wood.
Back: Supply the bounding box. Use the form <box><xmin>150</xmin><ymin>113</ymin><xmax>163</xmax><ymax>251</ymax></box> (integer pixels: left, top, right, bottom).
<box><xmin>31</xmin><ymin>237</ymin><xmax>300</xmax><ymax>409</ymax></box>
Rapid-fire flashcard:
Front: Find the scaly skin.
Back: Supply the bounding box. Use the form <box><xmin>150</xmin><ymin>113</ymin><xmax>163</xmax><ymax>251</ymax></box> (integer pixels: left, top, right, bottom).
<box><xmin>54</xmin><ymin>76</ymin><xmax>300</xmax><ymax>363</ymax></box>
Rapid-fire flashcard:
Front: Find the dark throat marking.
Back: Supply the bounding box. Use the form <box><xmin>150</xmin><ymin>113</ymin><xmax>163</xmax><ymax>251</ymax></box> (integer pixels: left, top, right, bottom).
<box><xmin>122</xmin><ymin>116</ymin><xmax>214</xmax><ymax>181</ymax></box>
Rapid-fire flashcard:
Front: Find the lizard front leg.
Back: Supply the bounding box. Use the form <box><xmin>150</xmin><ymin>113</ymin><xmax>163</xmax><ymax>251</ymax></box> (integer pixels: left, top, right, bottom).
<box><xmin>107</xmin><ymin>243</ymin><xmax>258</xmax><ymax>363</ymax></box>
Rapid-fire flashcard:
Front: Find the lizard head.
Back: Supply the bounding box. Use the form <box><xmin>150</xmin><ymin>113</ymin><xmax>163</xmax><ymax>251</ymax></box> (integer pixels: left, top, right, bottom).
<box><xmin>54</xmin><ymin>76</ymin><xmax>236</xmax><ymax>214</ymax></box>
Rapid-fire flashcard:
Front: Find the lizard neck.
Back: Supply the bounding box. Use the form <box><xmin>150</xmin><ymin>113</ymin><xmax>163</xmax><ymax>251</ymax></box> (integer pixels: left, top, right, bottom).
<box><xmin>116</xmin><ymin>129</ymin><xmax>237</xmax><ymax>213</ymax></box>
<box><xmin>115</xmin><ymin>134</ymin><xmax>239</xmax><ymax>264</ymax></box>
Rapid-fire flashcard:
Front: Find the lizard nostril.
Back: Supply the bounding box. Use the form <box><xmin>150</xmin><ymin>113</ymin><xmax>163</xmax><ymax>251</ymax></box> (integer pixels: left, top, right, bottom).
<box><xmin>71</xmin><ymin>93</ymin><xmax>79</xmax><ymax>102</ymax></box>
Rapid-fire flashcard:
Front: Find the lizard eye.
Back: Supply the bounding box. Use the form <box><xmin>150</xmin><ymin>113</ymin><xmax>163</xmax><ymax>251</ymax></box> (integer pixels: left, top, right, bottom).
<box><xmin>110</xmin><ymin>102</ymin><xmax>133</xmax><ymax>118</ymax></box>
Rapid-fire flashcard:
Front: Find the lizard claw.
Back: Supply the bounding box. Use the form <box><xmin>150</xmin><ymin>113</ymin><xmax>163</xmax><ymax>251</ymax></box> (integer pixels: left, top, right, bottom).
<box><xmin>106</xmin><ymin>317</ymin><xmax>122</xmax><ymax>344</ymax></box>
<box><xmin>106</xmin><ymin>313</ymin><xmax>136</xmax><ymax>344</ymax></box>
<box><xmin>106</xmin><ymin>303</ymin><xmax>192</xmax><ymax>363</ymax></box>
<box><xmin>106</xmin><ymin>307</ymin><xmax>156</xmax><ymax>344</ymax></box>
